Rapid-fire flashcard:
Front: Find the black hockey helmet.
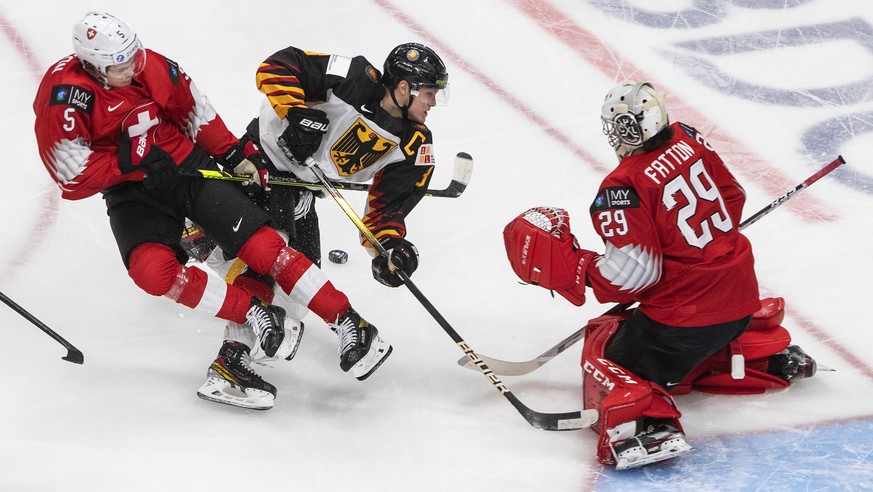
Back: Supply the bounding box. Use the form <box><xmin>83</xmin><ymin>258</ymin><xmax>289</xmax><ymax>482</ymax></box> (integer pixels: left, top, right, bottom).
<box><xmin>381</xmin><ymin>43</ymin><xmax>448</xmax><ymax>92</ymax></box>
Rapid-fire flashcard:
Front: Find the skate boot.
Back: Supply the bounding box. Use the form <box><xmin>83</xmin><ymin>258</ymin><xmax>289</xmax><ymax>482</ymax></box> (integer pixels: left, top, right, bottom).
<box><xmin>767</xmin><ymin>345</ymin><xmax>817</xmax><ymax>381</ymax></box>
<box><xmin>612</xmin><ymin>419</ymin><xmax>693</xmax><ymax>470</ymax></box>
<box><xmin>246</xmin><ymin>297</ymin><xmax>286</xmax><ymax>358</ymax></box>
<box><xmin>197</xmin><ymin>341</ymin><xmax>276</xmax><ymax>410</ymax></box>
<box><xmin>331</xmin><ymin>308</ymin><xmax>393</xmax><ymax>380</ymax></box>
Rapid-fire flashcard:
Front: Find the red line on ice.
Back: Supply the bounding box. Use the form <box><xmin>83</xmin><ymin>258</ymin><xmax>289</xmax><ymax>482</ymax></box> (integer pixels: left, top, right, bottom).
<box><xmin>0</xmin><ymin>11</ymin><xmax>59</xmax><ymax>281</ymax></box>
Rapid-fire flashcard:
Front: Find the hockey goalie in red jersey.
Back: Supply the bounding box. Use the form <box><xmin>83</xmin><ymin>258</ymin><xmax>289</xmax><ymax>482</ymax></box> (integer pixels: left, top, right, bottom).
<box><xmin>503</xmin><ymin>82</ymin><xmax>818</xmax><ymax>470</ymax></box>
<box><xmin>34</xmin><ymin>12</ymin><xmax>388</xmax><ymax>411</ymax></box>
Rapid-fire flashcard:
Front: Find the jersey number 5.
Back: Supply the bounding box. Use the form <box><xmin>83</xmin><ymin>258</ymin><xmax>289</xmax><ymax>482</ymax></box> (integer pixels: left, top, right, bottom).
<box><xmin>663</xmin><ymin>159</ymin><xmax>733</xmax><ymax>249</ymax></box>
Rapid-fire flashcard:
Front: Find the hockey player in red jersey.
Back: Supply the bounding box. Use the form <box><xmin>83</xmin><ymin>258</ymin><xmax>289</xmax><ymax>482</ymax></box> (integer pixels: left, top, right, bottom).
<box><xmin>33</xmin><ymin>12</ymin><xmax>384</xmax><ymax>410</ymax></box>
<box><xmin>198</xmin><ymin>42</ymin><xmax>449</xmax><ymax>385</ymax></box>
<box><xmin>503</xmin><ymin>82</ymin><xmax>817</xmax><ymax>469</ymax></box>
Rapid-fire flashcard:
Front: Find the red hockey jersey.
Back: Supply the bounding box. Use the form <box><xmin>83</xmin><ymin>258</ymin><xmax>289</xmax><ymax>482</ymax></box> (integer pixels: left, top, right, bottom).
<box><xmin>33</xmin><ymin>50</ymin><xmax>237</xmax><ymax>200</ymax></box>
<box><xmin>586</xmin><ymin>122</ymin><xmax>761</xmax><ymax>327</ymax></box>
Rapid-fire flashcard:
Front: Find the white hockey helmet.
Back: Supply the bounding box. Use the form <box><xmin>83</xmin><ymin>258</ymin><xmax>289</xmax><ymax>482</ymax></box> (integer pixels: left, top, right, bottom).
<box><xmin>72</xmin><ymin>11</ymin><xmax>145</xmax><ymax>85</ymax></box>
<box><xmin>601</xmin><ymin>82</ymin><xmax>669</xmax><ymax>158</ymax></box>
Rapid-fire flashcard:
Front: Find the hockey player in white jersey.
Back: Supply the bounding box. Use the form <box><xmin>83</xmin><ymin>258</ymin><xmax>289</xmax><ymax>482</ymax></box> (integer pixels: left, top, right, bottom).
<box><xmin>194</xmin><ymin>43</ymin><xmax>449</xmax><ymax>409</ymax></box>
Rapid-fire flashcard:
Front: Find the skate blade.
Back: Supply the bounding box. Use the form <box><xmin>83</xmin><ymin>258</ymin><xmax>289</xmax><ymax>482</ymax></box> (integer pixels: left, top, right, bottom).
<box><xmin>353</xmin><ymin>341</ymin><xmax>393</xmax><ymax>381</ymax></box>
<box><xmin>196</xmin><ymin>376</ymin><xmax>274</xmax><ymax>411</ymax></box>
<box><xmin>614</xmin><ymin>439</ymin><xmax>693</xmax><ymax>471</ymax></box>
<box><xmin>280</xmin><ymin>322</ymin><xmax>305</xmax><ymax>361</ymax></box>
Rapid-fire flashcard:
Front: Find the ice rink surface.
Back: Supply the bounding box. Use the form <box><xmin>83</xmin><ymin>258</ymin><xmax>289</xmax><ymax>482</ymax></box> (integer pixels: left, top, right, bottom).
<box><xmin>1</xmin><ymin>1</ymin><xmax>872</xmax><ymax>490</ymax></box>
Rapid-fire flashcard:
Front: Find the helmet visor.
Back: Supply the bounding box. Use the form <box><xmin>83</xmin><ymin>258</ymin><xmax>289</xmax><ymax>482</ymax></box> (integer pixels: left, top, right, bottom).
<box><xmin>105</xmin><ymin>46</ymin><xmax>146</xmax><ymax>86</ymax></box>
<box><xmin>106</xmin><ymin>45</ymin><xmax>146</xmax><ymax>77</ymax></box>
<box><xmin>411</xmin><ymin>82</ymin><xmax>450</xmax><ymax>106</ymax></box>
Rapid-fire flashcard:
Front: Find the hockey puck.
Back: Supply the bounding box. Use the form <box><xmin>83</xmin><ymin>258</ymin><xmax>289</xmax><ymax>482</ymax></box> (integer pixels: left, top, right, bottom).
<box><xmin>328</xmin><ymin>249</ymin><xmax>348</xmax><ymax>264</ymax></box>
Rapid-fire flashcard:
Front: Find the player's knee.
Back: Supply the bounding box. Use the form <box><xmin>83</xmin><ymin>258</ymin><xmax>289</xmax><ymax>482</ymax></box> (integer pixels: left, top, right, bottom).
<box><xmin>237</xmin><ymin>226</ymin><xmax>288</xmax><ymax>275</ymax></box>
<box><xmin>128</xmin><ymin>243</ymin><xmax>183</xmax><ymax>296</ymax></box>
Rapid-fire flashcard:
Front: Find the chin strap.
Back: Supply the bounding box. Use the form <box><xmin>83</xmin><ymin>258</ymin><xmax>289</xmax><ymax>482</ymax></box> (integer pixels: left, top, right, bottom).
<box><xmin>388</xmin><ymin>87</ymin><xmax>410</xmax><ymax>119</ymax></box>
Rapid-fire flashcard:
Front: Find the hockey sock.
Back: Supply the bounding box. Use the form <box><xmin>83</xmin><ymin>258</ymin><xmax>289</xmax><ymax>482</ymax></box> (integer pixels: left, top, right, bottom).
<box><xmin>128</xmin><ymin>242</ymin><xmax>253</xmax><ymax>323</ymax></box>
<box><xmin>238</xmin><ymin>227</ymin><xmax>351</xmax><ymax>324</ymax></box>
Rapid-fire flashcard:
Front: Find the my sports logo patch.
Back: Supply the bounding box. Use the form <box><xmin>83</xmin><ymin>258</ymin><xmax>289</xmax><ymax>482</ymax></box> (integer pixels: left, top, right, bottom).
<box><xmin>591</xmin><ymin>186</ymin><xmax>640</xmax><ymax>210</ymax></box>
<box><xmin>167</xmin><ymin>58</ymin><xmax>180</xmax><ymax>85</ymax></box>
<box><xmin>329</xmin><ymin>118</ymin><xmax>396</xmax><ymax>175</ymax></box>
<box><xmin>49</xmin><ymin>84</ymin><xmax>93</xmax><ymax>114</ymax></box>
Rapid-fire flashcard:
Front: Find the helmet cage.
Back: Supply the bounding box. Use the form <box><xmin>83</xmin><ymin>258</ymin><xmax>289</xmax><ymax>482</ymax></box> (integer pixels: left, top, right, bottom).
<box><xmin>601</xmin><ymin>82</ymin><xmax>668</xmax><ymax>157</ymax></box>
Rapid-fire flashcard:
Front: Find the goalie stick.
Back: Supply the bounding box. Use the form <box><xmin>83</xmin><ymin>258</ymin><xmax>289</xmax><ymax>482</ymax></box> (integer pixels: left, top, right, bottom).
<box><xmin>182</xmin><ymin>151</ymin><xmax>474</xmax><ymax>198</ymax></box>
<box><xmin>458</xmin><ymin>155</ymin><xmax>847</xmax><ymax>376</ymax></box>
<box><xmin>301</xmin><ymin>155</ymin><xmax>598</xmax><ymax>431</ymax></box>
<box><xmin>1</xmin><ymin>291</ymin><xmax>84</xmax><ymax>364</ymax></box>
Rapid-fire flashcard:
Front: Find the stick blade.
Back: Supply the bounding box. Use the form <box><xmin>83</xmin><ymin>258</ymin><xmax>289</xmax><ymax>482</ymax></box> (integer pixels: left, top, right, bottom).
<box><xmin>429</xmin><ymin>152</ymin><xmax>474</xmax><ymax>197</ymax></box>
<box><xmin>63</xmin><ymin>349</ymin><xmax>84</xmax><ymax>365</ymax></box>
<box><xmin>526</xmin><ymin>408</ymin><xmax>599</xmax><ymax>431</ymax></box>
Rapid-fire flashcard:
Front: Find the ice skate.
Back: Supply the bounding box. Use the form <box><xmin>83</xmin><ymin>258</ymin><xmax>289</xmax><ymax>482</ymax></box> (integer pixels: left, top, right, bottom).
<box><xmin>242</xmin><ymin>317</ymin><xmax>305</xmax><ymax>362</ymax></box>
<box><xmin>331</xmin><ymin>308</ymin><xmax>392</xmax><ymax>380</ymax></box>
<box><xmin>768</xmin><ymin>345</ymin><xmax>817</xmax><ymax>382</ymax></box>
<box><xmin>197</xmin><ymin>341</ymin><xmax>276</xmax><ymax>410</ymax></box>
<box><xmin>612</xmin><ymin>419</ymin><xmax>693</xmax><ymax>470</ymax></box>
<box><xmin>246</xmin><ymin>297</ymin><xmax>286</xmax><ymax>357</ymax></box>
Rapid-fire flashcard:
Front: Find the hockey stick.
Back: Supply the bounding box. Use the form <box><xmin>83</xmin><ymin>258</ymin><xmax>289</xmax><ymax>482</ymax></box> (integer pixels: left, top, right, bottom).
<box><xmin>458</xmin><ymin>155</ymin><xmax>847</xmax><ymax>376</ymax></box>
<box><xmin>1</xmin><ymin>291</ymin><xmax>84</xmax><ymax>364</ymax></box>
<box><xmin>458</xmin><ymin>302</ymin><xmax>633</xmax><ymax>377</ymax></box>
<box><xmin>301</xmin><ymin>155</ymin><xmax>597</xmax><ymax>431</ymax></box>
<box><xmin>181</xmin><ymin>151</ymin><xmax>474</xmax><ymax>198</ymax></box>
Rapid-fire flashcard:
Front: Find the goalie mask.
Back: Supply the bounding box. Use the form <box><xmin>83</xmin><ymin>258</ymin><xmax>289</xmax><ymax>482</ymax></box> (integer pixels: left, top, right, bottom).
<box><xmin>601</xmin><ymin>82</ymin><xmax>669</xmax><ymax>158</ymax></box>
<box><xmin>72</xmin><ymin>11</ymin><xmax>146</xmax><ymax>86</ymax></box>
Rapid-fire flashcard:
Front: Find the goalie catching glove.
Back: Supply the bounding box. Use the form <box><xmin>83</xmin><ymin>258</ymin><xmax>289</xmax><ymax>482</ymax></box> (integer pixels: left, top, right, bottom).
<box><xmin>218</xmin><ymin>139</ymin><xmax>271</xmax><ymax>190</ymax></box>
<box><xmin>503</xmin><ymin>207</ymin><xmax>595</xmax><ymax>306</ymax></box>
<box><xmin>372</xmin><ymin>237</ymin><xmax>419</xmax><ymax>288</ymax></box>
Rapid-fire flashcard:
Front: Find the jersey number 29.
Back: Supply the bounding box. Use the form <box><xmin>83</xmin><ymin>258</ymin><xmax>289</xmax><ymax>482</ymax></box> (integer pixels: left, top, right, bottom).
<box><xmin>663</xmin><ymin>159</ymin><xmax>733</xmax><ymax>249</ymax></box>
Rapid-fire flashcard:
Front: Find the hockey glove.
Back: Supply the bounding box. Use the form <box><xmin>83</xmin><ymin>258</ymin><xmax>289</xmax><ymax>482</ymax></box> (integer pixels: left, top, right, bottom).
<box><xmin>218</xmin><ymin>140</ymin><xmax>271</xmax><ymax>190</ymax></box>
<box><xmin>277</xmin><ymin>106</ymin><xmax>330</xmax><ymax>163</ymax></box>
<box><xmin>118</xmin><ymin>131</ymin><xmax>178</xmax><ymax>189</ymax></box>
<box><xmin>371</xmin><ymin>237</ymin><xmax>419</xmax><ymax>288</ymax></box>
<box><xmin>504</xmin><ymin>207</ymin><xmax>590</xmax><ymax>306</ymax></box>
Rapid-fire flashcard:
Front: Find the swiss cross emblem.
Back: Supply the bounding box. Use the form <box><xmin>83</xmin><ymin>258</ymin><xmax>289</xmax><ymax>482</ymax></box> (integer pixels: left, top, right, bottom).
<box><xmin>86</xmin><ymin>28</ymin><xmax>97</xmax><ymax>40</ymax></box>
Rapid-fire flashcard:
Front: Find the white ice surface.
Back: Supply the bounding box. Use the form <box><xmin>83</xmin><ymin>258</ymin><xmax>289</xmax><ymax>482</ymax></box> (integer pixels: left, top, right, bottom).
<box><xmin>1</xmin><ymin>1</ymin><xmax>872</xmax><ymax>491</ymax></box>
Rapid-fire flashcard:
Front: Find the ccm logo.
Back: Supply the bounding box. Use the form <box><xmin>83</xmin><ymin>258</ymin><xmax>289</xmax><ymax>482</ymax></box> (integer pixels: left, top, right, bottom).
<box><xmin>300</xmin><ymin>118</ymin><xmax>329</xmax><ymax>133</ymax></box>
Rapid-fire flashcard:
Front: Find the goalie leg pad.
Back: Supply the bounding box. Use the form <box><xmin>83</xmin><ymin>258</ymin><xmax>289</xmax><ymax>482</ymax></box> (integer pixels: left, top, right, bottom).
<box><xmin>749</xmin><ymin>297</ymin><xmax>785</xmax><ymax>331</ymax></box>
<box><xmin>676</xmin><ymin>298</ymin><xmax>792</xmax><ymax>395</ymax></box>
<box><xmin>581</xmin><ymin>315</ymin><xmax>682</xmax><ymax>465</ymax></box>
